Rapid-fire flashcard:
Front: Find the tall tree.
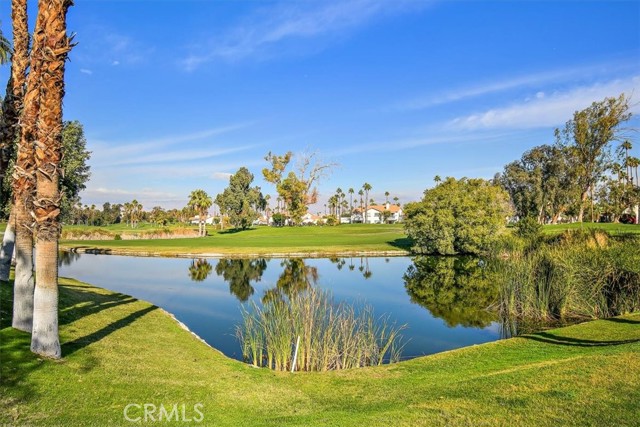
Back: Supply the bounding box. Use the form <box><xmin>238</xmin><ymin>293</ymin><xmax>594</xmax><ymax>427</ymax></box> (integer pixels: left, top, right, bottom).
<box><xmin>11</xmin><ymin>0</ymin><xmax>38</xmax><ymax>332</ymax></box>
<box><xmin>215</xmin><ymin>167</ymin><xmax>264</xmax><ymax>230</ymax></box>
<box><xmin>187</xmin><ymin>189</ymin><xmax>212</xmax><ymax>236</ymax></box>
<box><xmin>0</xmin><ymin>0</ymin><xmax>29</xmax><ymax>283</ymax></box>
<box><xmin>362</xmin><ymin>183</ymin><xmax>372</xmax><ymax>224</ymax></box>
<box><xmin>31</xmin><ymin>0</ymin><xmax>73</xmax><ymax>359</ymax></box>
<box><xmin>263</xmin><ymin>150</ymin><xmax>335</xmax><ymax>225</ymax></box>
<box><xmin>347</xmin><ymin>187</ymin><xmax>354</xmax><ymax>218</ymax></box>
<box><xmin>556</xmin><ymin>94</ymin><xmax>632</xmax><ymax>222</ymax></box>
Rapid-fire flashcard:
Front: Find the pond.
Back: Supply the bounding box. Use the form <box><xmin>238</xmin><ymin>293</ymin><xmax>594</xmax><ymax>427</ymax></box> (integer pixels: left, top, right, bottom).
<box><xmin>59</xmin><ymin>252</ymin><xmax>505</xmax><ymax>361</ymax></box>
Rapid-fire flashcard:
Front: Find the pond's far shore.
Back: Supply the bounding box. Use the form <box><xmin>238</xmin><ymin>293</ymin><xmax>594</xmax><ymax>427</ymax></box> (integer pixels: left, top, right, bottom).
<box><xmin>60</xmin><ymin>245</ymin><xmax>410</xmax><ymax>259</ymax></box>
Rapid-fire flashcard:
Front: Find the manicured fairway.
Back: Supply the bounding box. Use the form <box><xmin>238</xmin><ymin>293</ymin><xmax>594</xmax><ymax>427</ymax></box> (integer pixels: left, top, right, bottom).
<box><xmin>1</xmin><ymin>278</ymin><xmax>639</xmax><ymax>426</ymax></box>
<box><xmin>59</xmin><ymin>224</ymin><xmax>411</xmax><ymax>257</ymax></box>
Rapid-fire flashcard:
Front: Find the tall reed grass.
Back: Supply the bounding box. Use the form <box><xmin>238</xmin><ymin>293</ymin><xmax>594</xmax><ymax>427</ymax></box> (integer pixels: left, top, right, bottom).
<box><xmin>497</xmin><ymin>230</ymin><xmax>640</xmax><ymax>323</ymax></box>
<box><xmin>236</xmin><ymin>287</ymin><xmax>406</xmax><ymax>371</ymax></box>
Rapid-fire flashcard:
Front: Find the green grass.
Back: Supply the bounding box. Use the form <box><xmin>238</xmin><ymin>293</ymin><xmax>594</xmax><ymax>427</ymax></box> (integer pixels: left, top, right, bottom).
<box><xmin>543</xmin><ymin>222</ymin><xmax>640</xmax><ymax>235</ymax></box>
<box><xmin>59</xmin><ymin>224</ymin><xmax>411</xmax><ymax>256</ymax></box>
<box><xmin>1</xmin><ymin>277</ymin><xmax>639</xmax><ymax>426</ymax></box>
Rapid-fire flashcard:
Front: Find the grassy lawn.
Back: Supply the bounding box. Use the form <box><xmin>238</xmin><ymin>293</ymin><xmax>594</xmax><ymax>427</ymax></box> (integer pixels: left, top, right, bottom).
<box><xmin>543</xmin><ymin>222</ymin><xmax>640</xmax><ymax>235</ymax></box>
<box><xmin>59</xmin><ymin>224</ymin><xmax>411</xmax><ymax>256</ymax></box>
<box><xmin>1</xmin><ymin>277</ymin><xmax>639</xmax><ymax>426</ymax></box>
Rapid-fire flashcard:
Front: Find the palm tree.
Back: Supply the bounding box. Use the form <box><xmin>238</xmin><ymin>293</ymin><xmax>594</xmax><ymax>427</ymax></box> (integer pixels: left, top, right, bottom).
<box><xmin>619</xmin><ymin>140</ymin><xmax>633</xmax><ymax>183</ymax></box>
<box><xmin>384</xmin><ymin>191</ymin><xmax>390</xmax><ymax>204</ymax></box>
<box><xmin>188</xmin><ymin>189</ymin><xmax>212</xmax><ymax>237</ymax></box>
<box><xmin>129</xmin><ymin>199</ymin><xmax>143</xmax><ymax>228</ymax></box>
<box><xmin>348</xmin><ymin>188</ymin><xmax>354</xmax><ymax>219</ymax></box>
<box><xmin>11</xmin><ymin>0</ymin><xmax>37</xmax><ymax>333</ymax></box>
<box><xmin>362</xmin><ymin>183</ymin><xmax>372</xmax><ymax>224</ymax></box>
<box><xmin>31</xmin><ymin>0</ymin><xmax>74</xmax><ymax>359</ymax></box>
<box><xmin>0</xmin><ymin>0</ymin><xmax>29</xmax><ymax>283</ymax></box>
<box><xmin>393</xmin><ymin>196</ymin><xmax>400</xmax><ymax>206</ymax></box>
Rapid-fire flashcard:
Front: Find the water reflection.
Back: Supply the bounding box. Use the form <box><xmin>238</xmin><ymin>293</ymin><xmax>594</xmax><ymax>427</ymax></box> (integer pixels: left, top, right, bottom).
<box><xmin>404</xmin><ymin>256</ymin><xmax>500</xmax><ymax>328</ymax></box>
<box><xmin>58</xmin><ymin>252</ymin><xmax>505</xmax><ymax>360</ymax></box>
<box><xmin>329</xmin><ymin>257</ymin><xmax>373</xmax><ymax>279</ymax></box>
<box><xmin>214</xmin><ymin>258</ymin><xmax>267</xmax><ymax>302</ymax></box>
<box><xmin>188</xmin><ymin>259</ymin><xmax>213</xmax><ymax>282</ymax></box>
<box><xmin>59</xmin><ymin>250</ymin><xmax>81</xmax><ymax>266</ymax></box>
<box><xmin>263</xmin><ymin>258</ymin><xmax>318</xmax><ymax>303</ymax></box>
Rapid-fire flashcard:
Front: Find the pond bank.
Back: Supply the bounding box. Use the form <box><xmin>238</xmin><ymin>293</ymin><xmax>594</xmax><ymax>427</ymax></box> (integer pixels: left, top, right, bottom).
<box><xmin>60</xmin><ymin>245</ymin><xmax>410</xmax><ymax>259</ymax></box>
<box><xmin>1</xmin><ymin>277</ymin><xmax>639</xmax><ymax>426</ymax></box>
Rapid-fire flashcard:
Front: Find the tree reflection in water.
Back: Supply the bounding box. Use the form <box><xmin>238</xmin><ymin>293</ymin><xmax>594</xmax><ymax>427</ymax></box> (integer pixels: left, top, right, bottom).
<box><xmin>188</xmin><ymin>259</ymin><xmax>213</xmax><ymax>282</ymax></box>
<box><xmin>404</xmin><ymin>256</ymin><xmax>500</xmax><ymax>328</ymax></box>
<box><xmin>214</xmin><ymin>258</ymin><xmax>268</xmax><ymax>302</ymax></box>
<box><xmin>262</xmin><ymin>258</ymin><xmax>318</xmax><ymax>304</ymax></box>
<box><xmin>58</xmin><ymin>250</ymin><xmax>81</xmax><ymax>266</ymax></box>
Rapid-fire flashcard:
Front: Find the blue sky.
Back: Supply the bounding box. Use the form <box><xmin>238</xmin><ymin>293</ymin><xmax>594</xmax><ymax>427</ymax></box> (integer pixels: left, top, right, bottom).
<box><xmin>1</xmin><ymin>0</ymin><xmax>639</xmax><ymax>212</ymax></box>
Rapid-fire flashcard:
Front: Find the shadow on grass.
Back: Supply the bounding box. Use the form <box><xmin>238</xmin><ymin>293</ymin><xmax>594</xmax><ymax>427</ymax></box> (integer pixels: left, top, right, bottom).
<box><xmin>217</xmin><ymin>228</ymin><xmax>258</xmax><ymax>235</ymax></box>
<box><xmin>523</xmin><ymin>331</ymin><xmax>640</xmax><ymax>347</ymax></box>
<box><xmin>0</xmin><ymin>278</ymin><xmax>157</xmax><ymax>405</ymax></box>
<box><xmin>603</xmin><ymin>317</ymin><xmax>640</xmax><ymax>325</ymax></box>
<box><xmin>62</xmin><ymin>305</ymin><xmax>157</xmax><ymax>357</ymax></box>
<box><xmin>388</xmin><ymin>237</ymin><xmax>413</xmax><ymax>251</ymax></box>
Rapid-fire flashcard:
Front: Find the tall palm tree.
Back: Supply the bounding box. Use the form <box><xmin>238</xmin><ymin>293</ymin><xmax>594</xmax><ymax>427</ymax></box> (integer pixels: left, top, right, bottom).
<box><xmin>12</xmin><ymin>0</ymin><xmax>38</xmax><ymax>332</ymax></box>
<box><xmin>130</xmin><ymin>199</ymin><xmax>143</xmax><ymax>228</ymax></box>
<box><xmin>31</xmin><ymin>0</ymin><xmax>73</xmax><ymax>359</ymax></box>
<box><xmin>0</xmin><ymin>0</ymin><xmax>29</xmax><ymax>283</ymax></box>
<box><xmin>362</xmin><ymin>183</ymin><xmax>372</xmax><ymax>224</ymax></box>
<box><xmin>347</xmin><ymin>188</ymin><xmax>354</xmax><ymax>219</ymax></box>
<box><xmin>188</xmin><ymin>189</ymin><xmax>212</xmax><ymax>236</ymax></box>
<box><xmin>619</xmin><ymin>140</ymin><xmax>633</xmax><ymax>183</ymax></box>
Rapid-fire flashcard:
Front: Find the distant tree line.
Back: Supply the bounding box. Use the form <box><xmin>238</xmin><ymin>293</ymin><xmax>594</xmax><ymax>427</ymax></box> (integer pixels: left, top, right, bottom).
<box><xmin>405</xmin><ymin>93</ymin><xmax>639</xmax><ymax>256</ymax></box>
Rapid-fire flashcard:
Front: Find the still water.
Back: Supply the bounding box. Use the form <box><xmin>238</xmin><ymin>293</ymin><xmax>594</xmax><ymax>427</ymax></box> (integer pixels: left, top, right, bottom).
<box><xmin>59</xmin><ymin>253</ymin><xmax>503</xmax><ymax>361</ymax></box>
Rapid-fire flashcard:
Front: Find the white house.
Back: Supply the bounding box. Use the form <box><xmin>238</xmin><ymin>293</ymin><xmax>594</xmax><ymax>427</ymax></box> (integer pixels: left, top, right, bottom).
<box><xmin>354</xmin><ymin>203</ymin><xmax>403</xmax><ymax>224</ymax></box>
<box><xmin>301</xmin><ymin>212</ymin><xmax>322</xmax><ymax>225</ymax></box>
<box><xmin>190</xmin><ymin>215</ymin><xmax>215</xmax><ymax>225</ymax></box>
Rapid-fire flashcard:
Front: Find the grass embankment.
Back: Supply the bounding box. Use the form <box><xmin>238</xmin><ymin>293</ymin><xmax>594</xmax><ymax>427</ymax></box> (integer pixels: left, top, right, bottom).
<box><xmin>59</xmin><ymin>224</ymin><xmax>411</xmax><ymax>257</ymax></box>
<box><xmin>1</xmin><ymin>278</ymin><xmax>639</xmax><ymax>426</ymax></box>
<box><xmin>542</xmin><ymin>222</ymin><xmax>640</xmax><ymax>235</ymax></box>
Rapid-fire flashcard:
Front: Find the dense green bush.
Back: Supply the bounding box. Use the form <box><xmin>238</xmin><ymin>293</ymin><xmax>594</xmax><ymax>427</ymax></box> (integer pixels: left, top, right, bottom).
<box><xmin>404</xmin><ymin>177</ymin><xmax>512</xmax><ymax>255</ymax></box>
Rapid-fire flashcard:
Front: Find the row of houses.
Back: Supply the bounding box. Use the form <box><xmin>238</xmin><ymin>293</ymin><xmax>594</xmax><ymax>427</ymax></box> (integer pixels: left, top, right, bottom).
<box><xmin>192</xmin><ymin>202</ymin><xmax>404</xmax><ymax>226</ymax></box>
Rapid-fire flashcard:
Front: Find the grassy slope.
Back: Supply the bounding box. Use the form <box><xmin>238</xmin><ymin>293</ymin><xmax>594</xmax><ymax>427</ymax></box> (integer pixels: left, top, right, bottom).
<box><xmin>59</xmin><ymin>224</ymin><xmax>411</xmax><ymax>256</ymax></box>
<box><xmin>1</xmin><ymin>278</ymin><xmax>638</xmax><ymax>426</ymax></box>
<box><xmin>542</xmin><ymin>222</ymin><xmax>640</xmax><ymax>235</ymax></box>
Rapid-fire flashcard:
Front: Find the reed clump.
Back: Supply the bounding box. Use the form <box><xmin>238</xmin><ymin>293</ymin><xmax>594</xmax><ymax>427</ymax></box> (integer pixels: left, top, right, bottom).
<box><xmin>236</xmin><ymin>287</ymin><xmax>406</xmax><ymax>371</ymax></box>
<box><xmin>497</xmin><ymin>232</ymin><xmax>640</xmax><ymax>323</ymax></box>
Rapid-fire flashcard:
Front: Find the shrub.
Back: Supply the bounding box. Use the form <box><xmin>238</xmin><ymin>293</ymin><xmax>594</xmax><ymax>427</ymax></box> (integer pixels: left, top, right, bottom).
<box><xmin>404</xmin><ymin>177</ymin><xmax>512</xmax><ymax>255</ymax></box>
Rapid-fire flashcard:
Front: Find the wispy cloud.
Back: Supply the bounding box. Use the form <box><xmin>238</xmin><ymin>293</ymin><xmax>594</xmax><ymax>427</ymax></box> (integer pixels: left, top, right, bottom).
<box><xmin>90</xmin><ymin>122</ymin><xmax>254</xmax><ymax>165</ymax></box>
<box><xmin>74</xmin><ymin>26</ymin><xmax>154</xmax><ymax>67</ymax></box>
<box><xmin>450</xmin><ymin>75</ymin><xmax>640</xmax><ymax>130</ymax></box>
<box><xmin>107</xmin><ymin>145</ymin><xmax>257</xmax><ymax>167</ymax></box>
<box><xmin>181</xmin><ymin>0</ymin><xmax>430</xmax><ymax>71</ymax></box>
<box><xmin>79</xmin><ymin>68</ymin><xmax>93</xmax><ymax>75</ymax></box>
<box><xmin>329</xmin><ymin>130</ymin><xmax>522</xmax><ymax>157</ymax></box>
<box><xmin>393</xmin><ymin>60</ymin><xmax>639</xmax><ymax>111</ymax></box>
<box><xmin>211</xmin><ymin>172</ymin><xmax>233</xmax><ymax>181</ymax></box>
<box><xmin>82</xmin><ymin>187</ymin><xmax>183</xmax><ymax>206</ymax></box>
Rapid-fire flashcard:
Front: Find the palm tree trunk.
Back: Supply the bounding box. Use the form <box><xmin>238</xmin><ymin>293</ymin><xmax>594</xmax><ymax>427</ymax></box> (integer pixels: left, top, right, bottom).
<box><xmin>0</xmin><ymin>0</ymin><xmax>29</xmax><ymax>285</ymax></box>
<box><xmin>0</xmin><ymin>207</ymin><xmax>17</xmax><ymax>281</ymax></box>
<box><xmin>11</xmin><ymin>0</ymin><xmax>37</xmax><ymax>333</ymax></box>
<box><xmin>31</xmin><ymin>0</ymin><xmax>73</xmax><ymax>359</ymax></box>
